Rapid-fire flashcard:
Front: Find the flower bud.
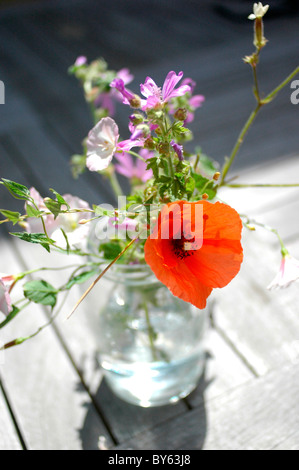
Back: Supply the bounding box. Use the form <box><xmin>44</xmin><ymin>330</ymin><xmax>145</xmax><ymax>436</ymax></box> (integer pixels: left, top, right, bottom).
<box><xmin>202</xmin><ymin>193</ymin><xmax>209</xmax><ymax>200</ymax></box>
<box><xmin>144</xmin><ymin>137</ymin><xmax>155</xmax><ymax>150</ymax></box>
<box><xmin>129</xmin><ymin>95</ymin><xmax>142</xmax><ymax>108</ymax></box>
<box><xmin>248</xmin><ymin>3</ymin><xmax>269</xmax><ymax>50</ymax></box>
<box><xmin>158</xmin><ymin>142</ymin><xmax>170</xmax><ymax>155</ymax></box>
<box><xmin>129</xmin><ymin>113</ymin><xmax>144</xmax><ymax>126</ymax></box>
<box><xmin>174</xmin><ymin>107</ymin><xmax>188</xmax><ymax>121</ymax></box>
<box><xmin>213</xmin><ymin>172</ymin><xmax>220</xmax><ymax>181</ymax></box>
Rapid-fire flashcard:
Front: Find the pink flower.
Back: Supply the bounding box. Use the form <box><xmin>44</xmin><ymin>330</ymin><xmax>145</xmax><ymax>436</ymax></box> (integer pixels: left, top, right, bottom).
<box><xmin>25</xmin><ymin>187</ymin><xmax>59</xmax><ymax>235</ymax></box>
<box><xmin>74</xmin><ymin>56</ymin><xmax>87</xmax><ymax>67</ymax></box>
<box><xmin>140</xmin><ymin>71</ymin><xmax>191</xmax><ymax>110</ymax></box>
<box><xmin>185</xmin><ymin>94</ymin><xmax>205</xmax><ymax>123</ymax></box>
<box><xmin>94</xmin><ymin>92</ymin><xmax>116</xmax><ymax>115</ymax></box>
<box><xmin>267</xmin><ymin>253</ymin><xmax>299</xmax><ymax>289</ymax></box>
<box><xmin>95</xmin><ymin>68</ymin><xmax>134</xmax><ymax>114</ymax></box>
<box><xmin>0</xmin><ymin>274</ymin><xmax>16</xmax><ymax>287</ymax></box>
<box><xmin>25</xmin><ymin>189</ymin><xmax>91</xmax><ymax>249</ymax></box>
<box><xmin>0</xmin><ymin>279</ymin><xmax>12</xmax><ymax>317</ymax></box>
<box><xmin>168</xmin><ymin>77</ymin><xmax>205</xmax><ymax>123</ymax></box>
<box><xmin>117</xmin><ymin>122</ymin><xmax>151</xmax><ymax>154</ymax></box>
<box><xmin>110</xmin><ymin>78</ymin><xmax>140</xmax><ymax>107</ymax></box>
<box><xmin>86</xmin><ymin>117</ymin><xmax>120</xmax><ymax>171</ymax></box>
<box><xmin>114</xmin><ymin>148</ymin><xmax>154</xmax><ymax>182</ymax></box>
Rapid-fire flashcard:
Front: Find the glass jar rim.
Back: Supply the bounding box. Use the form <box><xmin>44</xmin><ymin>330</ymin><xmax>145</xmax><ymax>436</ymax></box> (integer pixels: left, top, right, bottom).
<box><xmin>101</xmin><ymin>261</ymin><xmax>160</xmax><ymax>286</ymax></box>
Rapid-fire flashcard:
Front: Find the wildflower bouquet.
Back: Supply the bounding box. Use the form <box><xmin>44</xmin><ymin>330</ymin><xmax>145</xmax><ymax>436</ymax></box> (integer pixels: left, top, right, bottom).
<box><xmin>0</xmin><ymin>3</ymin><xmax>298</xmax><ymax>351</ymax></box>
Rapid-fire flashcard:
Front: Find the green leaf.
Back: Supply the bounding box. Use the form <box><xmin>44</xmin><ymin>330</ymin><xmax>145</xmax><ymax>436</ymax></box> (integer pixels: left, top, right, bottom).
<box><xmin>49</xmin><ymin>189</ymin><xmax>70</xmax><ymax>210</ymax></box>
<box><xmin>26</xmin><ymin>204</ymin><xmax>43</xmax><ymax>218</ymax></box>
<box><xmin>1</xmin><ymin>179</ymin><xmax>31</xmax><ymax>201</ymax></box>
<box><xmin>171</xmin><ymin>121</ymin><xmax>189</xmax><ymax>138</ymax></box>
<box><xmin>43</xmin><ymin>197</ymin><xmax>61</xmax><ymax>219</ymax></box>
<box><xmin>93</xmin><ymin>205</ymin><xmax>115</xmax><ymax>218</ymax></box>
<box><xmin>185</xmin><ymin>177</ymin><xmax>195</xmax><ymax>195</ymax></box>
<box><xmin>65</xmin><ymin>269</ymin><xmax>98</xmax><ymax>290</ymax></box>
<box><xmin>193</xmin><ymin>149</ymin><xmax>219</xmax><ymax>177</ymax></box>
<box><xmin>0</xmin><ymin>209</ymin><xmax>21</xmax><ymax>225</ymax></box>
<box><xmin>146</xmin><ymin>157</ymin><xmax>159</xmax><ymax>180</ymax></box>
<box><xmin>23</xmin><ymin>280</ymin><xmax>58</xmax><ymax>308</ymax></box>
<box><xmin>99</xmin><ymin>241</ymin><xmax>123</xmax><ymax>259</ymax></box>
<box><xmin>158</xmin><ymin>175</ymin><xmax>171</xmax><ymax>184</ymax></box>
<box><xmin>10</xmin><ymin>232</ymin><xmax>54</xmax><ymax>252</ymax></box>
<box><xmin>0</xmin><ymin>306</ymin><xmax>20</xmax><ymax>329</ymax></box>
<box><xmin>193</xmin><ymin>173</ymin><xmax>217</xmax><ymax>200</ymax></box>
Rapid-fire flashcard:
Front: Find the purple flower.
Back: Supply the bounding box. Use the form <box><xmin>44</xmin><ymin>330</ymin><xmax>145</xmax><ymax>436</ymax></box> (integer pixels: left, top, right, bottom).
<box><xmin>185</xmin><ymin>94</ymin><xmax>205</xmax><ymax>123</ymax></box>
<box><xmin>170</xmin><ymin>140</ymin><xmax>184</xmax><ymax>161</ymax></box>
<box><xmin>140</xmin><ymin>71</ymin><xmax>191</xmax><ymax>110</ymax></box>
<box><xmin>75</xmin><ymin>56</ymin><xmax>87</xmax><ymax>67</ymax></box>
<box><xmin>94</xmin><ymin>92</ymin><xmax>116</xmax><ymax>115</ymax></box>
<box><xmin>110</xmin><ymin>78</ymin><xmax>140</xmax><ymax>107</ymax></box>
<box><xmin>114</xmin><ymin>149</ymin><xmax>154</xmax><ymax>182</ymax></box>
<box><xmin>93</xmin><ymin>68</ymin><xmax>134</xmax><ymax>115</ymax></box>
<box><xmin>115</xmin><ymin>68</ymin><xmax>134</xmax><ymax>88</ymax></box>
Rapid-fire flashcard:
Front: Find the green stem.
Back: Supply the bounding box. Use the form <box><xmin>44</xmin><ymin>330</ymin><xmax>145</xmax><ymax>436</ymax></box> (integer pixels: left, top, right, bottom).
<box><xmin>220</xmin><ymin>65</ymin><xmax>299</xmax><ymax>186</ymax></box>
<box><xmin>0</xmin><ymin>290</ymin><xmax>70</xmax><ymax>350</ymax></box>
<box><xmin>220</xmin><ymin>103</ymin><xmax>261</xmax><ymax>185</ymax></box>
<box><xmin>107</xmin><ymin>171</ymin><xmax>123</xmax><ymax>198</ymax></box>
<box><xmin>32</xmin><ymin>201</ymin><xmax>50</xmax><ymax>240</ymax></box>
<box><xmin>144</xmin><ymin>301</ymin><xmax>158</xmax><ymax>362</ymax></box>
<box><xmin>261</xmin><ymin>66</ymin><xmax>299</xmax><ymax>104</ymax></box>
<box><xmin>241</xmin><ymin>215</ymin><xmax>287</xmax><ymax>254</ymax></box>
<box><xmin>252</xmin><ymin>63</ymin><xmax>261</xmax><ymax>102</ymax></box>
<box><xmin>126</xmin><ymin>150</ymin><xmax>146</xmax><ymax>162</ymax></box>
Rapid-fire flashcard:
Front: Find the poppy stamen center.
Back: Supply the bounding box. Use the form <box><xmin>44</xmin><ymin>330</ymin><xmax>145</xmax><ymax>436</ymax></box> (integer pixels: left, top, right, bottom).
<box><xmin>172</xmin><ymin>234</ymin><xmax>200</xmax><ymax>260</ymax></box>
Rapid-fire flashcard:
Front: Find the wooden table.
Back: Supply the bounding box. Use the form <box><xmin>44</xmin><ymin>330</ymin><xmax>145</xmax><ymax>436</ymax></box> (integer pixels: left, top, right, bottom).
<box><xmin>0</xmin><ymin>0</ymin><xmax>299</xmax><ymax>451</ymax></box>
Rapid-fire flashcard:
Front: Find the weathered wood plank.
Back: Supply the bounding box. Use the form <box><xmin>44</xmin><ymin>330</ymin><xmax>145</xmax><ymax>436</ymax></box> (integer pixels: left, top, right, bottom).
<box><xmin>114</xmin><ymin>361</ymin><xmax>299</xmax><ymax>450</ymax></box>
<box><xmin>0</xmin><ymin>385</ymin><xmax>23</xmax><ymax>450</ymax></box>
<box><xmin>218</xmin><ymin>155</ymin><xmax>299</xmax><ymax>241</ymax></box>
<box><xmin>212</xmin><ymin>227</ymin><xmax>299</xmax><ymax>377</ymax></box>
<box><xmin>187</xmin><ymin>327</ymin><xmax>254</xmax><ymax>408</ymax></box>
<box><xmin>0</xmin><ymin>237</ymin><xmax>114</xmax><ymax>450</ymax></box>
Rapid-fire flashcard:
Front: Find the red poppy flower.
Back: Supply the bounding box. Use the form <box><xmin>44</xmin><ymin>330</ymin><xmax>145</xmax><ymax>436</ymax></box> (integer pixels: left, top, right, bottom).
<box><xmin>144</xmin><ymin>200</ymin><xmax>243</xmax><ymax>309</ymax></box>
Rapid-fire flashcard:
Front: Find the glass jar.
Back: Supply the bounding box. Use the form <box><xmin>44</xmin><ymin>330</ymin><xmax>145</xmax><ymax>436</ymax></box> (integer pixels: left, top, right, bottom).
<box><xmin>97</xmin><ymin>263</ymin><xmax>207</xmax><ymax>407</ymax></box>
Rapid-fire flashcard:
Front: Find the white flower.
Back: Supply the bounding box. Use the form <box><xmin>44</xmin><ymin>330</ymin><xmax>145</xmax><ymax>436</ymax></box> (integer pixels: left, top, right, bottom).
<box><xmin>50</xmin><ymin>194</ymin><xmax>92</xmax><ymax>250</ymax></box>
<box><xmin>267</xmin><ymin>253</ymin><xmax>299</xmax><ymax>290</ymax></box>
<box><xmin>86</xmin><ymin>117</ymin><xmax>119</xmax><ymax>172</ymax></box>
<box><xmin>248</xmin><ymin>2</ymin><xmax>269</xmax><ymax>20</ymax></box>
<box><xmin>0</xmin><ymin>279</ymin><xmax>12</xmax><ymax>317</ymax></box>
